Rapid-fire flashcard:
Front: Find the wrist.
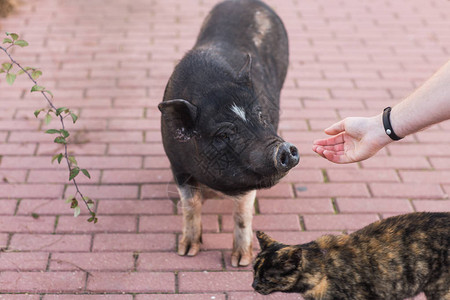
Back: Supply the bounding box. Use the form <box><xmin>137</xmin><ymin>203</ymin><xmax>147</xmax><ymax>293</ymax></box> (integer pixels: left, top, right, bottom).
<box><xmin>382</xmin><ymin>107</ymin><xmax>404</xmax><ymax>141</ymax></box>
<box><xmin>372</xmin><ymin>113</ymin><xmax>394</xmax><ymax>147</ymax></box>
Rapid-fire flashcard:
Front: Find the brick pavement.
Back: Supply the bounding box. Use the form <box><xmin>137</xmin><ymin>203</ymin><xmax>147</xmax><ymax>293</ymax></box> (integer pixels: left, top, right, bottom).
<box><xmin>0</xmin><ymin>0</ymin><xmax>449</xmax><ymax>299</ymax></box>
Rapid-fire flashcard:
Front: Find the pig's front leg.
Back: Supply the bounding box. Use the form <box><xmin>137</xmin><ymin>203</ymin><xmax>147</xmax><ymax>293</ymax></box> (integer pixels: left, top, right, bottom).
<box><xmin>177</xmin><ymin>184</ymin><xmax>203</xmax><ymax>256</ymax></box>
<box><xmin>231</xmin><ymin>189</ymin><xmax>257</xmax><ymax>267</ymax></box>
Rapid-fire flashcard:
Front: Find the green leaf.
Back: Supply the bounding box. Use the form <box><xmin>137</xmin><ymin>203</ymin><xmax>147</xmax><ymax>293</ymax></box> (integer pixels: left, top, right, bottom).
<box><xmin>55</xmin><ymin>107</ymin><xmax>68</xmax><ymax>116</ymax></box>
<box><xmin>31</xmin><ymin>85</ymin><xmax>45</xmax><ymax>92</ymax></box>
<box><xmin>68</xmin><ymin>156</ymin><xmax>78</xmax><ymax>166</ymax></box>
<box><xmin>88</xmin><ymin>212</ymin><xmax>98</xmax><ymax>223</ymax></box>
<box><xmin>0</xmin><ymin>69</ymin><xmax>4</xmax><ymax>74</ymax></box>
<box><xmin>44</xmin><ymin>113</ymin><xmax>52</xmax><ymax>125</ymax></box>
<box><xmin>34</xmin><ymin>108</ymin><xmax>44</xmax><ymax>118</ymax></box>
<box><xmin>60</xmin><ymin>129</ymin><xmax>70</xmax><ymax>138</ymax></box>
<box><xmin>44</xmin><ymin>89</ymin><xmax>54</xmax><ymax>98</ymax></box>
<box><xmin>73</xmin><ymin>206</ymin><xmax>81</xmax><ymax>218</ymax></box>
<box><xmin>81</xmin><ymin>169</ymin><xmax>91</xmax><ymax>179</ymax></box>
<box><xmin>17</xmin><ymin>67</ymin><xmax>32</xmax><ymax>75</ymax></box>
<box><xmin>6</xmin><ymin>73</ymin><xmax>16</xmax><ymax>85</ymax></box>
<box><xmin>65</xmin><ymin>196</ymin><xmax>75</xmax><ymax>204</ymax></box>
<box><xmin>85</xmin><ymin>198</ymin><xmax>94</xmax><ymax>209</ymax></box>
<box><xmin>2</xmin><ymin>63</ymin><xmax>12</xmax><ymax>71</ymax></box>
<box><xmin>2</xmin><ymin>38</ymin><xmax>13</xmax><ymax>44</ymax></box>
<box><xmin>54</xmin><ymin>136</ymin><xmax>66</xmax><ymax>144</ymax></box>
<box><xmin>70</xmin><ymin>198</ymin><xmax>78</xmax><ymax>208</ymax></box>
<box><xmin>7</xmin><ymin>33</ymin><xmax>19</xmax><ymax>41</ymax></box>
<box><xmin>31</xmin><ymin>70</ymin><xmax>42</xmax><ymax>80</ymax></box>
<box><xmin>70</xmin><ymin>112</ymin><xmax>78</xmax><ymax>124</ymax></box>
<box><xmin>51</xmin><ymin>153</ymin><xmax>64</xmax><ymax>164</ymax></box>
<box><xmin>14</xmin><ymin>40</ymin><xmax>29</xmax><ymax>47</ymax></box>
<box><xmin>69</xmin><ymin>167</ymin><xmax>80</xmax><ymax>181</ymax></box>
<box><xmin>45</xmin><ymin>129</ymin><xmax>60</xmax><ymax>134</ymax></box>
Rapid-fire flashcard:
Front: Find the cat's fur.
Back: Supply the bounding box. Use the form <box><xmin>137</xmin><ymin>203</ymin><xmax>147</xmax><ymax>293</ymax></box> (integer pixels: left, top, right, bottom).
<box><xmin>252</xmin><ymin>212</ymin><xmax>450</xmax><ymax>300</ymax></box>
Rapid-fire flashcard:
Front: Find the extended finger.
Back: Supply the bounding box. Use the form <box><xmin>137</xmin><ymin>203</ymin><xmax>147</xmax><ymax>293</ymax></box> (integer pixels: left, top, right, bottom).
<box><xmin>323</xmin><ymin>150</ymin><xmax>350</xmax><ymax>164</ymax></box>
<box><xmin>313</xmin><ymin>133</ymin><xmax>345</xmax><ymax>146</ymax></box>
<box><xmin>324</xmin><ymin>119</ymin><xmax>345</xmax><ymax>135</ymax></box>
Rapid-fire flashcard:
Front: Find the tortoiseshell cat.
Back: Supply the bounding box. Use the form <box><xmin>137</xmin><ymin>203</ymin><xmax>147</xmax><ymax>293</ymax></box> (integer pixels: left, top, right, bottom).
<box><xmin>253</xmin><ymin>212</ymin><xmax>450</xmax><ymax>300</ymax></box>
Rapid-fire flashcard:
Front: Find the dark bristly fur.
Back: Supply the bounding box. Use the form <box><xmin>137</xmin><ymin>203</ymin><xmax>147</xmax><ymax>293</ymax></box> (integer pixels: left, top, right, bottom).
<box><xmin>253</xmin><ymin>212</ymin><xmax>450</xmax><ymax>300</ymax></box>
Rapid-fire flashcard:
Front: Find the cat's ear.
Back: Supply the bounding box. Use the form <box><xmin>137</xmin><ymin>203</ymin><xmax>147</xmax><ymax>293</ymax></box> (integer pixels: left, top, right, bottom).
<box><xmin>256</xmin><ymin>231</ymin><xmax>278</xmax><ymax>250</ymax></box>
<box><xmin>291</xmin><ymin>247</ymin><xmax>303</xmax><ymax>263</ymax></box>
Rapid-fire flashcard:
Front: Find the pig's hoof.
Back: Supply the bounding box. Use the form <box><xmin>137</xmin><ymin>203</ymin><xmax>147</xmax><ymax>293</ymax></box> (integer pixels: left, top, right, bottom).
<box><xmin>231</xmin><ymin>251</ymin><xmax>252</xmax><ymax>267</ymax></box>
<box><xmin>178</xmin><ymin>241</ymin><xmax>200</xmax><ymax>256</ymax></box>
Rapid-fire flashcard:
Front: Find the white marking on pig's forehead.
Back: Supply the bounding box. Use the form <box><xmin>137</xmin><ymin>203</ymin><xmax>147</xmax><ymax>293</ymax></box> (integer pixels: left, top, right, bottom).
<box><xmin>253</xmin><ymin>10</ymin><xmax>271</xmax><ymax>47</ymax></box>
<box><xmin>231</xmin><ymin>103</ymin><xmax>247</xmax><ymax>122</ymax></box>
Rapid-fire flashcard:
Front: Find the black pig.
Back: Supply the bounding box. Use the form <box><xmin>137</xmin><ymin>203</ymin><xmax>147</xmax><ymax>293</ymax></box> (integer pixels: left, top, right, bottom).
<box><xmin>158</xmin><ymin>0</ymin><xmax>299</xmax><ymax>267</ymax></box>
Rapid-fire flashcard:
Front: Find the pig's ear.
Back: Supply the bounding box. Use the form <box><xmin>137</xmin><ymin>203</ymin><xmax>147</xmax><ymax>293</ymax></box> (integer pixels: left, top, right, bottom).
<box><xmin>158</xmin><ymin>99</ymin><xmax>198</xmax><ymax>139</ymax></box>
<box><xmin>237</xmin><ymin>53</ymin><xmax>252</xmax><ymax>86</ymax></box>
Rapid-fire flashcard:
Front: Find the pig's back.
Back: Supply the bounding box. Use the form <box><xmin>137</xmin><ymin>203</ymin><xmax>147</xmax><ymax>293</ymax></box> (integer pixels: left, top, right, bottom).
<box><xmin>193</xmin><ymin>0</ymin><xmax>289</xmax><ymax>91</ymax></box>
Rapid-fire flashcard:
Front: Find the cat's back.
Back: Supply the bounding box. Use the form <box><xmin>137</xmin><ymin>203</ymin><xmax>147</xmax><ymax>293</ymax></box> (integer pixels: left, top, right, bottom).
<box><xmin>319</xmin><ymin>212</ymin><xmax>450</xmax><ymax>299</ymax></box>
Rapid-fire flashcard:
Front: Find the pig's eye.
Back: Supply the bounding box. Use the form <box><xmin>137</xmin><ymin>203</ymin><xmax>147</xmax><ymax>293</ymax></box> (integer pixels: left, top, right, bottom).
<box><xmin>218</xmin><ymin>132</ymin><xmax>229</xmax><ymax>140</ymax></box>
<box><xmin>213</xmin><ymin>127</ymin><xmax>235</xmax><ymax>148</ymax></box>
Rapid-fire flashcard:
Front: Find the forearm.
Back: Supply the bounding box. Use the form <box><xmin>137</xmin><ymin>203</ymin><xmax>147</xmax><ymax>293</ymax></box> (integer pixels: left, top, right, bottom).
<box><xmin>390</xmin><ymin>59</ymin><xmax>450</xmax><ymax>138</ymax></box>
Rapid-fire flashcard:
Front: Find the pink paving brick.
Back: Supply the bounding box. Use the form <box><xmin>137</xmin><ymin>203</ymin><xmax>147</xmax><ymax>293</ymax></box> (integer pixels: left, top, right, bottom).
<box><xmin>102</xmin><ymin>169</ymin><xmax>173</xmax><ymax>184</ymax></box>
<box><xmin>222</xmin><ymin>214</ymin><xmax>301</xmax><ymax>232</ymax></box>
<box><xmin>303</xmin><ymin>214</ymin><xmax>379</xmax><ymax>231</ymax></box>
<box><xmin>43</xmin><ymin>296</ymin><xmax>133</xmax><ymax>300</ymax></box>
<box><xmin>0</xmin><ymin>216</ymin><xmax>55</xmax><ymax>233</ymax></box>
<box><xmin>0</xmin><ymin>170</ymin><xmax>27</xmax><ymax>184</ymax></box>
<box><xmin>178</xmin><ymin>271</ymin><xmax>253</xmax><ymax>292</ymax></box>
<box><xmin>50</xmin><ymin>252</ymin><xmax>135</xmax><ymax>271</ymax></box>
<box><xmin>227</xmin><ymin>292</ymin><xmax>303</xmax><ymax>300</ymax></box>
<box><xmin>56</xmin><ymin>215</ymin><xmax>137</xmax><ymax>233</ymax></box>
<box><xmin>0</xmin><ymin>234</ymin><xmax>8</xmax><ymax>248</ymax></box>
<box><xmin>256</xmin><ymin>183</ymin><xmax>294</xmax><ymax>198</ymax></box>
<box><xmin>9</xmin><ymin>234</ymin><xmax>92</xmax><ymax>252</ymax></box>
<box><xmin>0</xmin><ymin>271</ymin><xmax>86</xmax><ymax>293</ymax></box>
<box><xmin>16</xmin><ymin>199</ymin><xmax>78</xmax><ymax>216</ymax></box>
<box><xmin>137</xmin><ymin>251</ymin><xmax>223</xmax><ymax>271</ymax></box>
<box><xmin>27</xmin><ymin>170</ymin><xmax>101</xmax><ymax>184</ymax></box>
<box><xmin>64</xmin><ymin>185</ymin><xmax>139</xmax><ymax>200</ymax></box>
<box><xmin>141</xmin><ymin>184</ymin><xmax>177</xmax><ymax>199</ymax></box>
<box><xmin>0</xmin><ymin>252</ymin><xmax>49</xmax><ymax>271</ymax></box>
<box><xmin>0</xmin><ymin>296</ymin><xmax>40</xmax><ymax>300</ymax></box>
<box><xmin>279</xmin><ymin>168</ymin><xmax>324</xmax><ymax>183</ymax></box>
<box><xmin>200</xmin><ymin>233</ymin><xmax>233</xmax><ymax>251</ymax></box>
<box><xmin>399</xmin><ymin>170</ymin><xmax>450</xmax><ymax>184</ymax></box>
<box><xmin>370</xmin><ymin>183</ymin><xmax>445</xmax><ymax>199</ymax></box>
<box><xmin>201</xmin><ymin>199</ymin><xmax>234</xmax><ymax>214</ymax></box>
<box><xmin>326</xmin><ymin>169</ymin><xmax>399</xmax><ymax>182</ymax></box>
<box><xmin>97</xmin><ymin>199</ymin><xmax>174</xmax><ymax>215</ymax></box>
<box><xmin>295</xmin><ymin>183</ymin><xmax>370</xmax><ymax>198</ymax></box>
<box><xmin>413</xmin><ymin>200</ymin><xmax>450</xmax><ymax>212</ymax></box>
<box><xmin>139</xmin><ymin>215</ymin><xmax>219</xmax><ymax>233</ymax></box>
<box><xmin>336</xmin><ymin>198</ymin><xmax>414</xmax><ymax>213</ymax></box>
<box><xmin>92</xmin><ymin>233</ymin><xmax>175</xmax><ymax>252</ymax></box>
<box><xmin>87</xmin><ymin>272</ymin><xmax>175</xmax><ymax>293</ymax></box>
<box><xmin>0</xmin><ymin>199</ymin><xmax>18</xmax><ymax>215</ymax></box>
<box><xmin>360</xmin><ymin>156</ymin><xmax>432</xmax><ymax>169</ymax></box>
<box><xmin>258</xmin><ymin>198</ymin><xmax>334</xmax><ymax>214</ymax></box>
<box><xmin>0</xmin><ymin>183</ymin><xmax>64</xmax><ymax>198</ymax></box>
<box><xmin>135</xmin><ymin>295</ymin><xmax>225</xmax><ymax>300</ymax></box>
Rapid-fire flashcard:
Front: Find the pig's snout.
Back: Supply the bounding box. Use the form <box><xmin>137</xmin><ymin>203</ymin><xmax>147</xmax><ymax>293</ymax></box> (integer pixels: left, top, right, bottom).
<box><xmin>274</xmin><ymin>142</ymin><xmax>299</xmax><ymax>172</ymax></box>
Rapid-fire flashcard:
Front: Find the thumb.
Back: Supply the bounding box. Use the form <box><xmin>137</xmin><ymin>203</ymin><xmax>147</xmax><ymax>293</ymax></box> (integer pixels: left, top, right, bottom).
<box><xmin>324</xmin><ymin>119</ymin><xmax>345</xmax><ymax>135</ymax></box>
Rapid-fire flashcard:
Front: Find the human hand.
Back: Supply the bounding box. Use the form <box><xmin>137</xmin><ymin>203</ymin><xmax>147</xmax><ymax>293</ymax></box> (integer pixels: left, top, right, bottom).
<box><xmin>312</xmin><ymin>115</ymin><xmax>392</xmax><ymax>164</ymax></box>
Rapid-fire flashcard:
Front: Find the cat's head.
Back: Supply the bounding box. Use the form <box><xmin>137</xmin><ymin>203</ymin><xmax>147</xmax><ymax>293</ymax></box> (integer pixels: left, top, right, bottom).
<box><xmin>252</xmin><ymin>231</ymin><xmax>305</xmax><ymax>295</ymax></box>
